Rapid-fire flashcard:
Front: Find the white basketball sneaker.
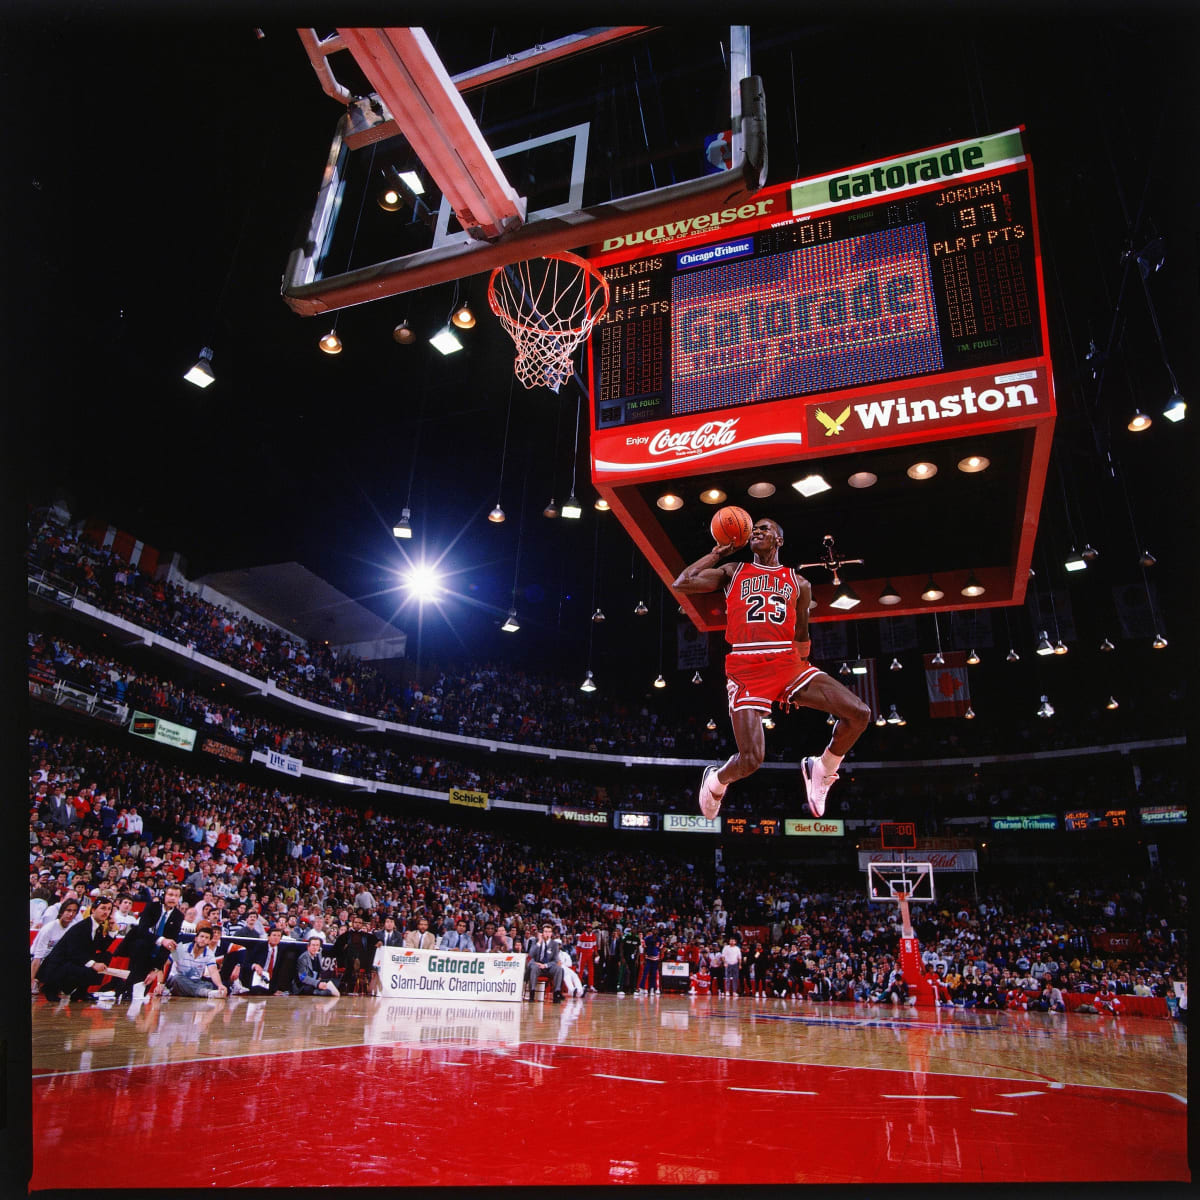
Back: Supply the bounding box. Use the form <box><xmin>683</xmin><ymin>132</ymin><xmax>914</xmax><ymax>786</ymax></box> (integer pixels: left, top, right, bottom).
<box><xmin>801</xmin><ymin>756</ymin><xmax>838</xmax><ymax>818</ymax></box>
<box><xmin>698</xmin><ymin>765</ymin><xmax>726</xmax><ymax>819</ymax></box>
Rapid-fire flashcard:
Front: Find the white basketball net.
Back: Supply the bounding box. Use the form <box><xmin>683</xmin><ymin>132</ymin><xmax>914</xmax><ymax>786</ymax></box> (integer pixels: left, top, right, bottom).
<box><xmin>488</xmin><ymin>252</ymin><xmax>611</xmax><ymax>392</ymax></box>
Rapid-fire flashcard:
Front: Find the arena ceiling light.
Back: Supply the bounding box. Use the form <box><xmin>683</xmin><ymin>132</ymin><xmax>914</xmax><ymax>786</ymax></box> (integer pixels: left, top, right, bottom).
<box><xmin>561</xmin><ymin>493</ymin><xmax>582</xmax><ymax>519</ymax></box>
<box><xmin>1127</xmin><ymin>408</ymin><xmax>1152</xmax><ymax>432</ymax></box>
<box><xmin>656</xmin><ymin>492</ymin><xmax>684</xmax><ymax>510</ymax></box>
<box><xmin>653</xmin><ymin>674</ymin><xmax>666</xmax><ymax>688</ymax></box>
<box><xmin>183</xmin><ymin>346</ymin><xmax>215</xmax><ymax>388</ymax></box>
<box><xmin>920</xmin><ymin>575</ymin><xmax>944</xmax><ymax>602</ymax></box>
<box><xmin>847</xmin><ymin>471</ymin><xmax>877</xmax><ymax>488</ymax></box>
<box><xmin>747</xmin><ymin>481</ymin><xmax>775</xmax><ymax>498</ymax></box>
<box><xmin>500</xmin><ymin>609</ymin><xmax>520</xmax><ymax>632</ymax></box>
<box><xmin>700</xmin><ymin>488</ymin><xmax>727</xmax><ymax>504</ymax></box>
<box><xmin>906</xmin><ymin>461</ymin><xmax>937</xmax><ymax>480</ymax></box>
<box><xmin>851</xmin><ymin>661</ymin><xmax>868</xmax><ymax>675</ymax></box>
<box><xmin>319</xmin><ymin>329</ymin><xmax>343</xmax><ymax>355</ymax></box>
<box><xmin>392</xmin><ymin>320</ymin><xmax>416</xmax><ymax>344</ymax></box>
<box><xmin>1163</xmin><ymin>392</ymin><xmax>1186</xmax><ymax>422</ymax></box>
<box><xmin>392</xmin><ymin>507</ymin><xmax>413</xmax><ymax>539</ymax></box>
<box><xmin>1035</xmin><ymin>630</ymin><xmax>1054</xmax><ymax>655</ymax></box>
<box><xmin>429</xmin><ymin>325</ymin><xmax>464</xmax><ymax>354</ymax></box>
<box><xmin>886</xmin><ymin>704</ymin><xmax>904</xmax><ymax>725</ymax></box>
<box><xmin>829</xmin><ymin>581</ymin><xmax>861</xmax><ymax>611</ymax></box>
<box><xmin>1152</xmin><ymin>632</ymin><xmax>1168</xmax><ymax>649</ymax></box>
<box><xmin>451</xmin><ymin>303</ymin><xmax>476</xmax><ymax>329</ymax></box>
<box><xmin>404</xmin><ymin>562</ymin><xmax>442</xmax><ymax>601</ymax></box>
<box><xmin>957</xmin><ymin>454</ymin><xmax>990</xmax><ymax>473</ymax></box>
<box><xmin>542</xmin><ymin>497</ymin><xmax>559</xmax><ymax>519</ymax></box>
<box><xmin>1106</xmin><ymin>696</ymin><xmax>1119</xmax><ymax>710</ymax></box>
<box><xmin>791</xmin><ymin>474</ymin><xmax>831</xmax><ymax>497</ymax></box>
<box><xmin>594</xmin><ymin>498</ymin><xmax>610</xmax><ymax>511</ymax></box>
<box><xmin>889</xmin><ymin>656</ymin><xmax>903</xmax><ymax>671</ymax></box>
<box><xmin>961</xmin><ymin>571</ymin><xmax>986</xmax><ymax>596</ymax></box>
<box><xmin>966</xmin><ymin>648</ymin><xmax>980</xmax><ymax>665</ymax></box>
<box><xmin>1064</xmin><ymin>547</ymin><xmax>1087</xmax><ymax>572</ymax></box>
<box><xmin>1037</xmin><ymin>694</ymin><xmax>1055</xmax><ymax>718</ymax></box>
<box><xmin>579</xmin><ymin>670</ymin><xmax>597</xmax><ymax>693</ymax></box>
<box><xmin>964</xmin><ymin>706</ymin><xmax>976</xmax><ymax>719</ymax></box>
<box><xmin>878</xmin><ymin>580</ymin><xmax>902</xmax><ymax>606</ymax></box>
<box><xmin>1099</xmin><ymin>637</ymin><xmax>1115</xmax><ymax>652</ymax></box>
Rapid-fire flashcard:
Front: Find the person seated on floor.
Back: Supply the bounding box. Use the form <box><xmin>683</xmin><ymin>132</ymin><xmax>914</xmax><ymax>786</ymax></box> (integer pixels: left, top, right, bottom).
<box><xmin>245</xmin><ymin>925</ymin><xmax>288</xmax><ymax>996</ymax></box>
<box><xmin>38</xmin><ymin>897</ymin><xmax>115</xmax><ymax>1002</ymax></box>
<box><xmin>30</xmin><ymin>896</ymin><xmax>81</xmax><ymax>995</ymax></box>
<box><xmin>165</xmin><ymin>922</ymin><xmax>228</xmax><ymax>998</ymax></box>
<box><xmin>294</xmin><ymin>935</ymin><xmax>340</xmax><ymax>997</ymax></box>
<box><xmin>1094</xmin><ymin>981</ymin><xmax>1123</xmax><ymax>1015</ymax></box>
<box><xmin>559</xmin><ymin>942</ymin><xmax>585</xmax><ymax>997</ymax></box>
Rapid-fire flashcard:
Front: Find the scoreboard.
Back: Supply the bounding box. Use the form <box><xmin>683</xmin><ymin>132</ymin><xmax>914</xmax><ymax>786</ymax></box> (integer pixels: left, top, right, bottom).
<box><xmin>1063</xmin><ymin>808</ymin><xmax>1130</xmax><ymax>831</ymax></box>
<box><xmin>589</xmin><ymin>127</ymin><xmax>1042</xmax><ymax>433</ymax></box>
<box><xmin>722</xmin><ymin>816</ymin><xmax>781</xmax><ymax>836</ymax></box>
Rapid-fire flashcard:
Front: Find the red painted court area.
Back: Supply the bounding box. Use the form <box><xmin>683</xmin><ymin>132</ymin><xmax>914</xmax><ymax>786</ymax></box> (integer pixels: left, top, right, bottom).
<box><xmin>32</xmin><ymin>1038</ymin><xmax>1187</xmax><ymax>1187</ymax></box>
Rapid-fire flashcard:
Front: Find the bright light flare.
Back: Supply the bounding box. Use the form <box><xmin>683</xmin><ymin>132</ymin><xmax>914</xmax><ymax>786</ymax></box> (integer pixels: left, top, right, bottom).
<box><xmin>403</xmin><ymin>562</ymin><xmax>443</xmax><ymax>601</ymax></box>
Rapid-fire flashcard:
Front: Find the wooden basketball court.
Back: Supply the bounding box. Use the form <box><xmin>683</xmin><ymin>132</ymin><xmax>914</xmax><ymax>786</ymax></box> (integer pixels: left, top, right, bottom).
<box><xmin>31</xmin><ymin>990</ymin><xmax>1187</xmax><ymax>1187</ymax></box>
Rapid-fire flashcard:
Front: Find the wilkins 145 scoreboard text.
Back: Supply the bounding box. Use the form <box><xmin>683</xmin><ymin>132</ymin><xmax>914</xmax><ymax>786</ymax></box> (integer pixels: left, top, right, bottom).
<box><xmin>587</xmin><ymin>128</ymin><xmax>1044</xmax><ymax>433</ymax></box>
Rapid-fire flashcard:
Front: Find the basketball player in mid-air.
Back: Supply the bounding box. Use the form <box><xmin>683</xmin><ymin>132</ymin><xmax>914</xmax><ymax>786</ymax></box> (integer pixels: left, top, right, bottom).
<box><xmin>674</xmin><ymin>517</ymin><xmax>870</xmax><ymax>820</ymax></box>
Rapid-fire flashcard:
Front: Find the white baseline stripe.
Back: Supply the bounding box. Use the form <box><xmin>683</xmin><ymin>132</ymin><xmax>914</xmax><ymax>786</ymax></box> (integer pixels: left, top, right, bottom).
<box><xmin>972</xmin><ymin>1108</ymin><xmax>1017</xmax><ymax>1116</ymax></box>
<box><xmin>998</xmin><ymin>1090</ymin><xmax>1045</xmax><ymax>1098</ymax></box>
<box><xmin>515</xmin><ymin>1059</ymin><xmax>556</xmax><ymax>1070</ymax></box>
<box><xmin>1167</xmin><ymin>1093</ymin><xmax>1187</xmax><ymax>1105</ymax></box>
<box><xmin>593</xmin><ymin>1073</ymin><xmax>664</xmax><ymax>1084</ymax></box>
<box><xmin>880</xmin><ymin>1094</ymin><xmax>960</xmax><ymax>1100</ymax></box>
<box><xmin>729</xmin><ymin>1086</ymin><xmax>818</xmax><ymax>1095</ymax></box>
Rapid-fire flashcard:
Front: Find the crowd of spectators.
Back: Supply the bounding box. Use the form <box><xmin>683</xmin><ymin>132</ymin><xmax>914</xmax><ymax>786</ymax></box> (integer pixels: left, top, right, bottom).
<box><xmin>29</xmin><ymin>627</ymin><xmax>1186</xmax><ymax>828</ymax></box>
<box><xmin>28</xmin><ymin>512</ymin><xmax>1186</xmax><ymax>765</ymax></box>
<box><xmin>29</xmin><ymin>726</ymin><xmax>1187</xmax><ymax>1012</ymax></box>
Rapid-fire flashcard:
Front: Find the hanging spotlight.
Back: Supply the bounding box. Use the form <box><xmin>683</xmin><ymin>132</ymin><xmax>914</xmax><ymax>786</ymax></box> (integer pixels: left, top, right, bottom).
<box><xmin>1053</xmin><ymin>639</ymin><xmax>1068</xmax><ymax>656</ymax></box>
<box><xmin>392</xmin><ymin>507</ymin><xmax>413</xmax><ymax>539</ymax></box>
<box><xmin>429</xmin><ymin>325</ymin><xmax>464</xmax><ymax>355</ymax></box>
<box><xmin>874</xmin><ymin>712</ymin><xmax>887</xmax><ymax>727</ymax></box>
<box><xmin>633</xmin><ymin>600</ymin><xmax>649</xmax><ymax>616</ymax></box>
<box><xmin>1099</xmin><ymin>637</ymin><xmax>1114</xmax><ymax>652</ymax></box>
<box><xmin>964</xmin><ymin>706</ymin><xmax>976</xmax><ymax>719</ymax></box>
<box><xmin>1064</xmin><ymin>548</ymin><xmax>1087</xmax><ymax>572</ymax></box>
<box><xmin>878</xmin><ymin>580</ymin><xmax>902</xmax><ymax>606</ymax></box>
<box><xmin>378</xmin><ymin>186</ymin><xmax>404</xmax><ymax>212</ymax></box>
<box><xmin>692</xmin><ymin>670</ymin><xmax>703</xmax><ymax>684</ymax></box>
<box><xmin>930</xmin><ymin>651</ymin><xmax>945</xmax><ymax>665</ymax></box>
<box><xmin>594</xmin><ymin>498</ymin><xmax>610</xmax><ymax>512</ymax></box>
<box><xmin>1037</xmin><ymin>695</ymin><xmax>1055</xmax><ymax>718</ymax></box>
<box><xmin>392</xmin><ymin>320</ymin><xmax>416</xmax><ymax>345</ymax></box>
<box><xmin>966</xmin><ymin>649</ymin><xmax>980</xmax><ymax>665</ymax></box>
<box><xmin>1082</xmin><ymin>544</ymin><xmax>1099</xmax><ymax>562</ymax></box>
<box><xmin>488</xmin><ymin>504</ymin><xmax>506</xmax><ymax>524</ymax></box>
<box><xmin>1139</xmin><ymin>550</ymin><xmax>1156</xmax><ymax>568</ymax></box>
<box><xmin>700</xmin><ymin>488</ymin><xmax>727</xmax><ymax>505</ymax></box>
<box><xmin>1152</xmin><ymin>633</ymin><xmax>1168</xmax><ymax>649</ymax></box>
<box><xmin>763</xmin><ymin>716</ymin><xmax>776</xmax><ymax>729</ymax></box>
<box><xmin>1035</xmin><ymin>631</ymin><xmax>1054</xmax><ymax>656</ymax></box>
<box><xmin>592</xmin><ymin>607</ymin><xmax>605</xmax><ymax>623</ymax></box>
<box><xmin>897</xmin><ymin>712</ymin><xmax>907</xmax><ymax>726</ymax></box>
<box><xmin>1162</xmin><ymin>392</ymin><xmax>1186</xmax><ymax>423</ymax></box>
<box><xmin>561</xmin><ymin>493</ymin><xmax>583</xmax><ymax>520</ymax></box>
<box><xmin>886</xmin><ymin>704</ymin><xmax>903</xmax><ymax>725</ymax></box>
<box><xmin>705</xmin><ymin>717</ymin><xmax>717</xmax><ymax>731</ymax></box>
<box><xmin>921</xmin><ymin>576</ymin><xmax>944</xmax><ymax>602</ymax></box>
<box><xmin>1127</xmin><ymin>409</ymin><xmax>1152</xmax><ymax>432</ymax></box>
<box><xmin>451</xmin><ymin>304</ymin><xmax>476</xmax><ymax>329</ymax></box>
<box><xmin>889</xmin><ymin>656</ymin><xmax>903</xmax><ymax>672</ymax></box>
<box><xmin>961</xmin><ymin>571</ymin><xmax>986</xmax><ymax>597</ymax></box>
<box><xmin>183</xmin><ymin>346</ymin><xmax>216</xmax><ymax>388</ymax></box>
<box><xmin>653</xmin><ymin>674</ymin><xmax>667</xmax><ymax>689</ymax></box>
<box><xmin>319</xmin><ymin>329</ymin><xmax>343</xmax><ymax>355</ymax></box>
<box><xmin>579</xmin><ymin>670</ymin><xmax>597</xmax><ymax>693</ymax></box>
<box><xmin>839</xmin><ymin>661</ymin><xmax>852</xmax><ymax>676</ymax></box>
<box><xmin>851</xmin><ymin>661</ymin><xmax>868</xmax><ymax>675</ymax></box>
<box><xmin>1006</xmin><ymin>647</ymin><xmax>1020</xmax><ymax>663</ymax></box>
<box><xmin>1106</xmin><ymin>696</ymin><xmax>1119</xmax><ymax>710</ymax></box>
<box><xmin>826</xmin><ymin>713</ymin><xmax>835</xmax><ymax>726</ymax></box>
<box><xmin>500</xmin><ymin>609</ymin><xmax>520</xmax><ymax>633</ymax></box>
<box><xmin>543</xmin><ymin>498</ymin><xmax>559</xmax><ymax>519</ymax></box>
<box><xmin>830</xmin><ymin>581</ymin><xmax>861</xmax><ymax>611</ymax></box>
<box><xmin>791</xmin><ymin>474</ymin><xmax>831</xmax><ymax>497</ymax></box>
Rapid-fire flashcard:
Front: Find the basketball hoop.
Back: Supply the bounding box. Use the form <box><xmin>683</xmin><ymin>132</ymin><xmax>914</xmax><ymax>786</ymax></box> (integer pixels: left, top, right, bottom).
<box><xmin>488</xmin><ymin>252</ymin><xmax>610</xmax><ymax>392</ymax></box>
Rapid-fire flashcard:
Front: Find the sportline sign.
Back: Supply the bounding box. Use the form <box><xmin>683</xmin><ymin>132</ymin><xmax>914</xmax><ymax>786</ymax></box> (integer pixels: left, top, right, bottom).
<box><xmin>593</xmin><ymin>361</ymin><xmax>1051</xmax><ymax>478</ymax></box>
<box><xmin>377</xmin><ymin>947</ymin><xmax>526</xmax><ymax>1003</ymax></box>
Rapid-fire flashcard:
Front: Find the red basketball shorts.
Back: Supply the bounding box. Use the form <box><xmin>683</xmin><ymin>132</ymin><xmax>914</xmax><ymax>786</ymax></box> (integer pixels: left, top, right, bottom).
<box><xmin>724</xmin><ymin>645</ymin><xmax>823</xmax><ymax>713</ymax></box>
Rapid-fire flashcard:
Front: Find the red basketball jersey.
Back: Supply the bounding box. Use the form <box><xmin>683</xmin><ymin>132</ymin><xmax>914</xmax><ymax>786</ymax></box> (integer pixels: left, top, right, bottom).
<box><xmin>723</xmin><ymin>562</ymin><xmax>803</xmax><ymax>650</ymax></box>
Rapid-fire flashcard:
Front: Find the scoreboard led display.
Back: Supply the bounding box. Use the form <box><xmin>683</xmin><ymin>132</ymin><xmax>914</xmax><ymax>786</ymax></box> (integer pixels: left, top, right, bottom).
<box><xmin>589</xmin><ymin>127</ymin><xmax>1041</xmax><ymax>433</ymax></box>
<box><xmin>1064</xmin><ymin>809</ymin><xmax>1130</xmax><ymax>831</ymax></box>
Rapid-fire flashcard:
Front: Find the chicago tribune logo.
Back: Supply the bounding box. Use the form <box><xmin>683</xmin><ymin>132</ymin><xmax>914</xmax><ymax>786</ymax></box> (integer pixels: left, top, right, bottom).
<box><xmin>649</xmin><ymin>419</ymin><xmax>739</xmax><ymax>457</ymax></box>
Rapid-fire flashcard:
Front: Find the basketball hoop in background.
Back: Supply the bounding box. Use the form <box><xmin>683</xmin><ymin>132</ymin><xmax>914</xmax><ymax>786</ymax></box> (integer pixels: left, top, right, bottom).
<box><xmin>488</xmin><ymin>252</ymin><xmax>610</xmax><ymax>392</ymax></box>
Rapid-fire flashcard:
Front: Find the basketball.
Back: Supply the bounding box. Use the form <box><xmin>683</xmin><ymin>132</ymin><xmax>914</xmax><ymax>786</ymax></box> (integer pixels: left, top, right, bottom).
<box><xmin>710</xmin><ymin>505</ymin><xmax>753</xmax><ymax>548</ymax></box>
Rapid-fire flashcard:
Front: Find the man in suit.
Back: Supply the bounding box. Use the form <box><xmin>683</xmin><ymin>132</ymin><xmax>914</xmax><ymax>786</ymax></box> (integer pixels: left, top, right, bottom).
<box><xmin>439</xmin><ymin>918</ymin><xmax>474</xmax><ymax>952</ymax></box>
<box><xmin>375</xmin><ymin>915</ymin><xmax>405</xmax><ymax>949</ymax></box>
<box><xmin>244</xmin><ymin>925</ymin><xmax>288</xmax><ymax>995</ymax></box>
<box><xmin>294</xmin><ymin>935</ymin><xmax>339</xmax><ymax>997</ymax></box>
<box><xmin>38</xmin><ymin>897</ymin><xmax>115</xmax><ymax>1002</ymax></box>
<box><xmin>525</xmin><ymin>923</ymin><xmax>564</xmax><ymax>1003</ymax></box>
<box><xmin>404</xmin><ymin>915</ymin><xmax>435</xmax><ymax>949</ymax></box>
<box><xmin>119</xmin><ymin>883</ymin><xmax>184</xmax><ymax>994</ymax></box>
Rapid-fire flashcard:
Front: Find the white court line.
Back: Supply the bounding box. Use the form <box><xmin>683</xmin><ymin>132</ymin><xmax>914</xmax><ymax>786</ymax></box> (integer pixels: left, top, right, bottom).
<box><xmin>998</xmin><ymin>1090</ymin><xmax>1045</xmax><ymax>1098</ymax></box>
<box><xmin>972</xmin><ymin>1108</ymin><xmax>1017</xmax><ymax>1116</ymax></box>
<box><xmin>593</xmin><ymin>1073</ymin><xmax>664</xmax><ymax>1084</ymax></box>
<box><xmin>515</xmin><ymin>1059</ymin><xmax>556</xmax><ymax>1070</ymax></box>
<box><xmin>880</xmin><ymin>1094</ymin><xmax>960</xmax><ymax>1100</ymax></box>
<box><xmin>1167</xmin><ymin>1093</ymin><xmax>1187</xmax><ymax>1105</ymax></box>
<box><xmin>729</xmin><ymin>1086</ymin><xmax>818</xmax><ymax>1095</ymax></box>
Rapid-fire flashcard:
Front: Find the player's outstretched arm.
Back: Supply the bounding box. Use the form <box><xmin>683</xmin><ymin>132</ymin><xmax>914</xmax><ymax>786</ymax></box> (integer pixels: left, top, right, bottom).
<box><xmin>673</xmin><ymin>545</ymin><xmax>736</xmax><ymax>594</ymax></box>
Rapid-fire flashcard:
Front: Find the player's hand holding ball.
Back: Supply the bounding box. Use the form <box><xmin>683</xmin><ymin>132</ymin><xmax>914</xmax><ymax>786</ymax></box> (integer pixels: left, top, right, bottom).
<box><xmin>710</xmin><ymin>505</ymin><xmax>753</xmax><ymax>553</ymax></box>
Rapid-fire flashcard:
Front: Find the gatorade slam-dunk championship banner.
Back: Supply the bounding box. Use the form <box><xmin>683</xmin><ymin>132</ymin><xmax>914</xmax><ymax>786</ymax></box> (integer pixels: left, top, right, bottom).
<box><xmin>376</xmin><ymin>946</ymin><xmax>527</xmax><ymax>1003</ymax></box>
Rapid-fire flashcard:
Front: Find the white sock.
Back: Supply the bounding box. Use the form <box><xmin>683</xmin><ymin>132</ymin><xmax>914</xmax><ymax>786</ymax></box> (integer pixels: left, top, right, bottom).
<box><xmin>820</xmin><ymin>750</ymin><xmax>843</xmax><ymax>774</ymax></box>
<box><xmin>710</xmin><ymin>770</ymin><xmax>727</xmax><ymax>795</ymax></box>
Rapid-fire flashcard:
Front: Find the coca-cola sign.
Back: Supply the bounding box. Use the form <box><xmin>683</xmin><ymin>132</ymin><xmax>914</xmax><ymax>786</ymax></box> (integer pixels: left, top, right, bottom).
<box><xmin>648</xmin><ymin>418</ymin><xmax>740</xmax><ymax>457</ymax></box>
